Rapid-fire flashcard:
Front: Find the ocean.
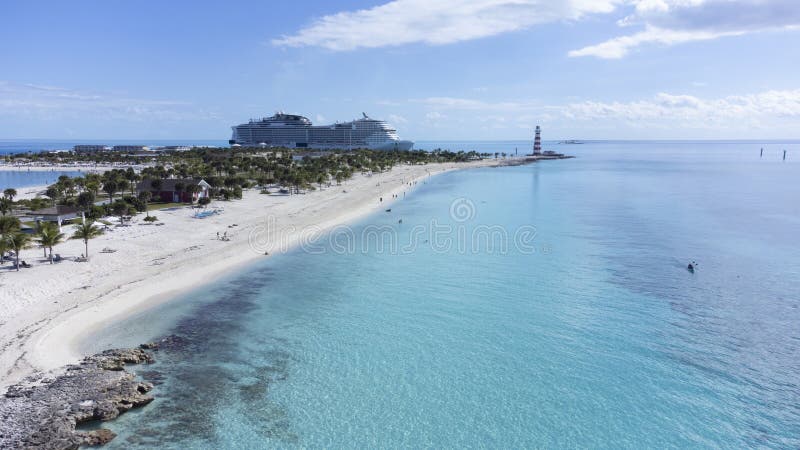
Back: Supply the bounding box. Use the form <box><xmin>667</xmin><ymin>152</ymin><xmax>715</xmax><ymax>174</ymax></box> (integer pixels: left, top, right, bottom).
<box><xmin>52</xmin><ymin>141</ymin><xmax>800</xmax><ymax>446</ymax></box>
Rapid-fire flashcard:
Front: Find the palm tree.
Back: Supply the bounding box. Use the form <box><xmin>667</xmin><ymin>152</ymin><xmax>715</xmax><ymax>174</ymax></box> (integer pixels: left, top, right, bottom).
<box><xmin>0</xmin><ymin>216</ymin><xmax>20</xmax><ymax>253</ymax></box>
<box><xmin>103</xmin><ymin>180</ymin><xmax>118</xmax><ymax>203</ymax></box>
<box><xmin>3</xmin><ymin>188</ymin><xmax>16</xmax><ymax>201</ymax></box>
<box><xmin>150</xmin><ymin>179</ymin><xmax>163</xmax><ymax>200</ymax></box>
<box><xmin>37</xmin><ymin>222</ymin><xmax>64</xmax><ymax>264</ymax></box>
<box><xmin>72</xmin><ymin>219</ymin><xmax>103</xmax><ymax>260</ymax></box>
<box><xmin>6</xmin><ymin>232</ymin><xmax>30</xmax><ymax>271</ymax></box>
<box><xmin>138</xmin><ymin>191</ymin><xmax>152</xmax><ymax>217</ymax></box>
<box><xmin>0</xmin><ymin>198</ymin><xmax>10</xmax><ymax>216</ymax></box>
<box><xmin>125</xmin><ymin>168</ymin><xmax>140</xmax><ymax>196</ymax></box>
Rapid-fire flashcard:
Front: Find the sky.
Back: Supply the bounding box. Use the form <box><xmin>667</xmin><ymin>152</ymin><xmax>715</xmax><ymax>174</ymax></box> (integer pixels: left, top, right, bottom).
<box><xmin>1</xmin><ymin>0</ymin><xmax>800</xmax><ymax>141</ymax></box>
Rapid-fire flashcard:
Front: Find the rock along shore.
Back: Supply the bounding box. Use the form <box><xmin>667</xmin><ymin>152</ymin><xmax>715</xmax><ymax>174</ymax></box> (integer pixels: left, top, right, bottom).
<box><xmin>0</xmin><ymin>345</ymin><xmax>157</xmax><ymax>449</ymax></box>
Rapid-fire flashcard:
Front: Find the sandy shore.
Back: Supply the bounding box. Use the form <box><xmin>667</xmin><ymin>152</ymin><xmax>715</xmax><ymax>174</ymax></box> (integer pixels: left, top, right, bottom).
<box><xmin>0</xmin><ymin>159</ymin><xmax>513</xmax><ymax>388</ymax></box>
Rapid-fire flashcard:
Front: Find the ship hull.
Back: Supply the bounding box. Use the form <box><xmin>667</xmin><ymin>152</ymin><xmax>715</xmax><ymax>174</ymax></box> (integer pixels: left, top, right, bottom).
<box><xmin>369</xmin><ymin>140</ymin><xmax>414</xmax><ymax>151</ymax></box>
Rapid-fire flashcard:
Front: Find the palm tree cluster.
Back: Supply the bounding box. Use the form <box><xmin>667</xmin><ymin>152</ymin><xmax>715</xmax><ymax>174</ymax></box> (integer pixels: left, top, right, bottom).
<box><xmin>0</xmin><ymin>216</ymin><xmax>29</xmax><ymax>271</ymax></box>
<box><xmin>4</xmin><ymin>146</ymin><xmax>486</xmax><ymax>228</ymax></box>
<box><xmin>1</xmin><ymin>188</ymin><xmax>17</xmax><ymax>216</ymax></box>
<box><xmin>37</xmin><ymin>222</ymin><xmax>64</xmax><ymax>264</ymax></box>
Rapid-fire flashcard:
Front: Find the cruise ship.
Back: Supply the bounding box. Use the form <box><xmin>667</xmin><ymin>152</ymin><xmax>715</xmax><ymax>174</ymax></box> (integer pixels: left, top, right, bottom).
<box><xmin>229</xmin><ymin>112</ymin><xmax>414</xmax><ymax>151</ymax></box>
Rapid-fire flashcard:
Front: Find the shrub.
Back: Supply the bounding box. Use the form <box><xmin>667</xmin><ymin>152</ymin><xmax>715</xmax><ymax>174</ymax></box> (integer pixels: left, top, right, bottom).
<box><xmin>86</xmin><ymin>205</ymin><xmax>106</xmax><ymax>220</ymax></box>
<box><xmin>143</xmin><ymin>215</ymin><xmax>158</xmax><ymax>222</ymax></box>
<box><xmin>122</xmin><ymin>195</ymin><xmax>146</xmax><ymax>212</ymax></box>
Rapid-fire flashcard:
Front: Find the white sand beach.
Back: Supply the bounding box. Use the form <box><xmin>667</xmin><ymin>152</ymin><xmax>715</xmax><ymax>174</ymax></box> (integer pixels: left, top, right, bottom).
<box><xmin>0</xmin><ymin>159</ymin><xmax>508</xmax><ymax>388</ymax></box>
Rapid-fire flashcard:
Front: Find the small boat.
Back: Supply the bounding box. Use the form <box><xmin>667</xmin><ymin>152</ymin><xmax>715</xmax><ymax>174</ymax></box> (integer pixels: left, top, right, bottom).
<box><xmin>385</xmin><ymin>208</ymin><xmax>391</xmax><ymax>212</ymax></box>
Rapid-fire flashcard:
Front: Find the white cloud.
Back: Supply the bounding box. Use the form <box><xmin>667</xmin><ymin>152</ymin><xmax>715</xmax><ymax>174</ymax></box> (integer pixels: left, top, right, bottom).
<box><xmin>387</xmin><ymin>114</ymin><xmax>408</xmax><ymax>124</ymax></box>
<box><xmin>568</xmin><ymin>25</ymin><xmax>743</xmax><ymax>59</ymax></box>
<box><xmin>405</xmin><ymin>88</ymin><xmax>800</xmax><ymax>133</ymax></box>
<box><xmin>272</xmin><ymin>0</ymin><xmax>620</xmax><ymax>51</ymax></box>
<box><xmin>425</xmin><ymin>111</ymin><xmax>448</xmax><ymax>121</ymax></box>
<box><xmin>559</xmin><ymin>89</ymin><xmax>800</xmax><ymax>128</ymax></box>
<box><xmin>273</xmin><ymin>0</ymin><xmax>800</xmax><ymax>58</ymax></box>
<box><xmin>0</xmin><ymin>81</ymin><xmax>218</xmax><ymax>122</ymax></box>
<box><xmin>416</xmin><ymin>96</ymin><xmax>537</xmax><ymax>111</ymax></box>
<box><xmin>571</xmin><ymin>0</ymin><xmax>800</xmax><ymax>58</ymax></box>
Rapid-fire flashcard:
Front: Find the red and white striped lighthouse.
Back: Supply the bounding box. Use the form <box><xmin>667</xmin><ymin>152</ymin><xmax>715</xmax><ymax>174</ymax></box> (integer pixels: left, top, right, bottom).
<box><xmin>533</xmin><ymin>125</ymin><xmax>542</xmax><ymax>155</ymax></box>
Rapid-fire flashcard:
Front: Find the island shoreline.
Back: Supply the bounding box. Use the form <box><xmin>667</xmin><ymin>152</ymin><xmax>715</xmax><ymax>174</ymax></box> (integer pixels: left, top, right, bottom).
<box><xmin>1</xmin><ymin>158</ymin><xmax>530</xmax><ymax>390</ymax></box>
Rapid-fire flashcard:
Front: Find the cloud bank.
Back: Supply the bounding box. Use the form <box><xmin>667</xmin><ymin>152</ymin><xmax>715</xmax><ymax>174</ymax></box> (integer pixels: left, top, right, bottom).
<box><xmin>272</xmin><ymin>0</ymin><xmax>619</xmax><ymax>50</ymax></box>
<box><xmin>570</xmin><ymin>0</ymin><xmax>800</xmax><ymax>58</ymax></box>
<box><xmin>413</xmin><ymin>88</ymin><xmax>800</xmax><ymax>134</ymax></box>
<box><xmin>273</xmin><ymin>0</ymin><xmax>800</xmax><ymax>58</ymax></box>
<box><xmin>0</xmin><ymin>81</ymin><xmax>217</xmax><ymax>122</ymax></box>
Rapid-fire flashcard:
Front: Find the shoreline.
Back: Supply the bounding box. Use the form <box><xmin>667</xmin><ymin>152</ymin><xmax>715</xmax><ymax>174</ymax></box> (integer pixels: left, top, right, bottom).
<box><xmin>0</xmin><ymin>163</ymin><xmax>131</xmax><ymax>173</ymax></box>
<box><xmin>0</xmin><ymin>158</ymin><xmax>519</xmax><ymax>389</ymax></box>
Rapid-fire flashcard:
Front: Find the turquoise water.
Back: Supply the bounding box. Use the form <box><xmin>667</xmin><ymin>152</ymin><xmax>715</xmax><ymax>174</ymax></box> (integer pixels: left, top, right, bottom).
<box><xmin>0</xmin><ymin>170</ymin><xmax>85</xmax><ymax>191</ymax></box>
<box><xmin>84</xmin><ymin>141</ymin><xmax>799</xmax><ymax>448</ymax></box>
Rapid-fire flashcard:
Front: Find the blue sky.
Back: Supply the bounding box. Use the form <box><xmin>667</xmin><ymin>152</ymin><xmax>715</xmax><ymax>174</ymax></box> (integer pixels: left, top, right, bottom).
<box><xmin>2</xmin><ymin>0</ymin><xmax>800</xmax><ymax>140</ymax></box>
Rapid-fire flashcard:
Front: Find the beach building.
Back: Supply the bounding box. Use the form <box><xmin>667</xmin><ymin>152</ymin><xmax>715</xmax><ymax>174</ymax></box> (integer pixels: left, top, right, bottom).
<box><xmin>136</xmin><ymin>178</ymin><xmax>211</xmax><ymax>203</ymax></box>
<box><xmin>28</xmin><ymin>205</ymin><xmax>79</xmax><ymax>229</ymax></box>
<box><xmin>112</xmin><ymin>145</ymin><xmax>149</xmax><ymax>152</ymax></box>
<box><xmin>73</xmin><ymin>145</ymin><xmax>110</xmax><ymax>153</ymax></box>
<box><xmin>155</xmin><ymin>146</ymin><xmax>193</xmax><ymax>152</ymax></box>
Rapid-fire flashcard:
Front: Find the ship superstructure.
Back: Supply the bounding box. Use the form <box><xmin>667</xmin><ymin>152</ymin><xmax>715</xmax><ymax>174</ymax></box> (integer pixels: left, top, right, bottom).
<box><xmin>230</xmin><ymin>112</ymin><xmax>413</xmax><ymax>150</ymax></box>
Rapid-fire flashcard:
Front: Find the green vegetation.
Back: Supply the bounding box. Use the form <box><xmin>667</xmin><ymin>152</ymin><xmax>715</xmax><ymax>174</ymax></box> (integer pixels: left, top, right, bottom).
<box><xmin>0</xmin><ymin>216</ymin><xmax>22</xmax><ymax>267</ymax></box>
<box><xmin>71</xmin><ymin>219</ymin><xmax>103</xmax><ymax>260</ymax></box>
<box><xmin>0</xmin><ymin>215</ymin><xmax>31</xmax><ymax>271</ymax></box>
<box><xmin>3</xmin><ymin>188</ymin><xmax>16</xmax><ymax>202</ymax></box>
<box><xmin>36</xmin><ymin>222</ymin><xmax>65</xmax><ymax>264</ymax></box>
<box><xmin>0</xmin><ymin>147</ymin><xmax>486</xmax><ymax>235</ymax></box>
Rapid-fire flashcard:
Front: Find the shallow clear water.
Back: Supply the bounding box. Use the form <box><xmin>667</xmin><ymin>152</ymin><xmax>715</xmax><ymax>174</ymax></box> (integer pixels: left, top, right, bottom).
<box><xmin>84</xmin><ymin>141</ymin><xmax>800</xmax><ymax>448</ymax></box>
<box><xmin>0</xmin><ymin>170</ymin><xmax>85</xmax><ymax>191</ymax></box>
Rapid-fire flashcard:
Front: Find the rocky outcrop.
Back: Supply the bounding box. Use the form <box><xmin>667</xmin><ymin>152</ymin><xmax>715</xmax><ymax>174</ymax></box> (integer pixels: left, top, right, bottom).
<box><xmin>0</xmin><ymin>346</ymin><xmax>157</xmax><ymax>449</ymax></box>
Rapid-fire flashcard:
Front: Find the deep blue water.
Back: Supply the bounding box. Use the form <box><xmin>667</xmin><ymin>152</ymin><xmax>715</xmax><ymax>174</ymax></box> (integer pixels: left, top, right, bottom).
<box><xmin>82</xmin><ymin>141</ymin><xmax>800</xmax><ymax>448</ymax></box>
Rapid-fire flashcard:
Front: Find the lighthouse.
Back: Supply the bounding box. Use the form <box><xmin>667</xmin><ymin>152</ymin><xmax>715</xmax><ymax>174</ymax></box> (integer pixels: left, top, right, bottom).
<box><xmin>533</xmin><ymin>125</ymin><xmax>542</xmax><ymax>156</ymax></box>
